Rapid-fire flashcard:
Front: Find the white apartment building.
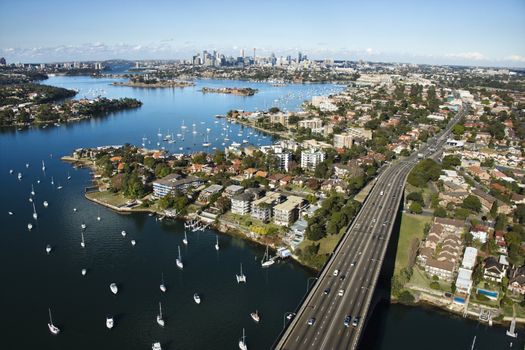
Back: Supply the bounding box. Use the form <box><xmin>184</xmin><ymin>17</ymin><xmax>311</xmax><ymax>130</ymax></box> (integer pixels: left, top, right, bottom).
<box><xmin>301</xmin><ymin>149</ymin><xmax>325</xmax><ymax>171</ymax></box>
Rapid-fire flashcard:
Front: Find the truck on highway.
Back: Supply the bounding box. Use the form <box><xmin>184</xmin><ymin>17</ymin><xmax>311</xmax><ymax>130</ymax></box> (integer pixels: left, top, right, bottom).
<box><xmin>417</xmin><ymin>153</ymin><xmax>424</xmax><ymax>159</ymax></box>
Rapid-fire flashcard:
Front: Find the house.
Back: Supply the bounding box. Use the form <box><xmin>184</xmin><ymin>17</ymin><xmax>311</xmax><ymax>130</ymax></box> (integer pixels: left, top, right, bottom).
<box><xmin>300</xmin><ymin>149</ymin><xmax>325</xmax><ymax>170</ymax></box>
<box><xmin>333</xmin><ymin>162</ymin><xmax>364</xmax><ymax>179</ymax></box>
<box><xmin>461</xmin><ymin>247</ymin><xmax>478</xmax><ymax>270</ymax></box>
<box><xmin>455</xmin><ymin>268</ymin><xmax>474</xmax><ymax>294</ymax></box>
<box><xmin>198</xmin><ymin>184</ymin><xmax>223</xmax><ymax>203</ymax></box>
<box><xmin>245</xmin><ymin>187</ymin><xmax>265</xmax><ymax>200</ymax></box>
<box><xmin>511</xmin><ymin>193</ymin><xmax>525</xmax><ymax>205</ymax></box>
<box><xmin>321</xmin><ymin>179</ymin><xmax>348</xmax><ymax>194</ymax></box>
<box><xmin>470</xmin><ymin>225</ymin><xmax>489</xmax><ymax>244</ymax></box>
<box><xmin>243</xmin><ymin>168</ymin><xmax>257</xmax><ymax>179</ymax></box>
<box><xmin>223</xmin><ymin>184</ymin><xmax>244</xmax><ymax>198</ymax></box>
<box><xmin>273</xmin><ymin>196</ymin><xmax>304</xmax><ymax>226</ymax></box>
<box><xmin>251</xmin><ymin>191</ymin><xmax>282</xmax><ymax>222</ymax></box>
<box><xmin>425</xmin><ymin>259</ymin><xmax>455</xmax><ymax>281</ymax></box>
<box><xmin>231</xmin><ymin>192</ymin><xmax>253</xmax><ymax>215</ymax></box>
<box><xmin>483</xmin><ymin>257</ymin><xmax>507</xmax><ymax>283</ymax></box>
<box><xmin>268</xmin><ymin>174</ymin><xmax>285</xmax><ymax>189</ymax></box>
<box><xmin>508</xmin><ymin>266</ymin><xmax>525</xmax><ymax>295</ymax></box>
<box><xmin>152</xmin><ymin>174</ymin><xmax>202</xmax><ymax>198</ymax></box>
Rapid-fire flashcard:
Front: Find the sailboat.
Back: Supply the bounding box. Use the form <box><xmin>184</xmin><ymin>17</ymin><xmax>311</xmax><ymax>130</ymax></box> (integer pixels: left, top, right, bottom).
<box><xmin>215</xmin><ymin>235</ymin><xmax>219</xmax><ymax>251</ymax></box>
<box><xmin>121</xmin><ymin>230</ymin><xmax>126</xmax><ymax>237</ymax></box>
<box><xmin>51</xmin><ymin>176</ymin><xmax>54</xmax><ymax>185</ymax></box>
<box><xmin>156</xmin><ymin>302</ymin><xmax>165</xmax><ymax>327</ymax></box>
<box><xmin>27</xmin><ymin>223</ymin><xmax>33</xmax><ymax>230</ymax></box>
<box><xmin>160</xmin><ymin>273</ymin><xmax>167</xmax><ymax>293</ymax></box>
<box><xmin>47</xmin><ymin>308</ymin><xmax>60</xmax><ymax>335</ymax></box>
<box><xmin>81</xmin><ymin>223</ymin><xmax>86</xmax><ymax>230</ymax></box>
<box><xmin>261</xmin><ymin>246</ymin><xmax>275</xmax><ymax>268</ymax></box>
<box><xmin>193</xmin><ymin>293</ymin><xmax>201</xmax><ymax>304</ymax></box>
<box><xmin>42</xmin><ymin>160</ymin><xmax>46</xmax><ymax>172</ymax></box>
<box><xmin>236</xmin><ymin>263</ymin><xmax>246</xmax><ymax>283</ymax></box>
<box><xmin>152</xmin><ymin>342</ymin><xmax>162</xmax><ymax>350</ymax></box>
<box><xmin>202</xmin><ymin>133</ymin><xmax>211</xmax><ymax>147</ymax></box>
<box><xmin>17</xmin><ymin>172</ymin><xmax>22</xmax><ymax>180</ymax></box>
<box><xmin>67</xmin><ymin>172</ymin><xmax>71</xmax><ymax>180</ymax></box>
<box><xmin>43</xmin><ymin>201</ymin><xmax>49</xmax><ymax>208</ymax></box>
<box><xmin>131</xmin><ymin>239</ymin><xmax>136</xmax><ymax>246</ymax></box>
<box><xmin>106</xmin><ymin>315</ymin><xmax>114</xmax><ymax>329</ymax></box>
<box><xmin>32</xmin><ymin>202</ymin><xmax>38</xmax><ymax>220</ymax></box>
<box><xmin>239</xmin><ymin>328</ymin><xmax>248</xmax><ymax>350</ymax></box>
<box><xmin>97</xmin><ymin>210</ymin><xmax>101</xmax><ymax>221</ymax></box>
<box><xmin>31</xmin><ymin>184</ymin><xmax>35</xmax><ymax>196</ymax></box>
<box><xmin>176</xmin><ymin>245</ymin><xmax>184</xmax><ymax>269</ymax></box>
<box><xmin>250</xmin><ymin>310</ymin><xmax>260</xmax><ymax>323</ymax></box>
<box><xmin>46</xmin><ymin>244</ymin><xmax>52</xmax><ymax>254</ymax></box>
<box><xmin>80</xmin><ymin>231</ymin><xmax>85</xmax><ymax>248</ymax></box>
<box><xmin>182</xmin><ymin>230</ymin><xmax>188</xmax><ymax>245</ymax></box>
<box><xmin>110</xmin><ymin>283</ymin><xmax>118</xmax><ymax>295</ymax></box>
<box><xmin>81</xmin><ymin>268</ymin><xmax>87</xmax><ymax>276</ymax></box>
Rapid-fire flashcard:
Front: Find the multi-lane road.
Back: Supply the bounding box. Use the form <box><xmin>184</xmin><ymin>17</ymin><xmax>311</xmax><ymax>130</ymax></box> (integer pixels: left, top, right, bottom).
<box><xmin>275</xmin><ymin>104</ymin><xmax>467</xmax><ymax>350</ymax></box>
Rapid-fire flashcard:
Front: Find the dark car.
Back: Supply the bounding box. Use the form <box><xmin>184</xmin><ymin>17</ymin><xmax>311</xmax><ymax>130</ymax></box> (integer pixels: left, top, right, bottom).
<box><xmin>339</xmin><ymin>274</ymin><xmax>346</xmax><ymax>281</ymax></box>
<box><xmin>324</xmin><ymin>288</ymin><xmax>331</xmax><ymax>295</ymax></box>
<box><xmin>352</xmin><ymin>316</ymin><xmax>360</xmax><ymax>327</ymax></box>
<box><xmin>308</xmin><ymin>317</ymin><xmax>316</xmax><ymax>326</ymax></box>
<box><xmin>344</xmin><ymin>315</ymin><xmax>351</xmax><ymax>327</ymax></box>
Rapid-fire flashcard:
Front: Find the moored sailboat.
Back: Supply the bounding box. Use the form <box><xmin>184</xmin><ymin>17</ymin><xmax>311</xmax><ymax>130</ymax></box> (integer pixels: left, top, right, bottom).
<box><xmin>47</xmin><ymin>308</ymin><xmax>60</xmax><ymax>335</ymax></box>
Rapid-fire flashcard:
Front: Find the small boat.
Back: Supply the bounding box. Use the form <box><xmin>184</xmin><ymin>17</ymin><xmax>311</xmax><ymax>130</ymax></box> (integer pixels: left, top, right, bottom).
<box><xmin>18</xmin><ymin>172</ymin><xmax>22</xmax><ymax>180</ymax></box>
<box><xmin>157</xmin><ymin>302</ymin><xmax>165</xmax><ymax>327</ymax></box>
<box><xmin>42</xmin><ymin>160</ymin><xmax>46</xmax><ymax>172</ymax></box>
<box><xmin>50</xmin><ymin>177</ymin><xmax>54</xmax><ymax>185</ymax></box>
<box><xmin>152</xmin><ymin>342</ymin><xmax>162</xmax><ymax>350</ymax></box>
<box><xmin>9</xmin><ymin>169</ymin><xmax>13</xmax><ymax>174</ymax></box>
<box><xmin>239</xmin><ymin>328</ymin><xmax>248</xmax><ymax>350</ymax></box>
<box><xmin>81</xmin><ymin>268</ymin><xmax>87</xmax><ymax>276</ymax></box>
<box><xmin>67</xmin><ymin>172</ymin><xmax>71</xmax><ymax>180</ymax></box>
<box><xmin>160</xmin><ymin>273</ymin><xmax>167</xmax><ymax>293</ymax></box>
<box><xmin>236</xmin><ymin>263</ymin><xmax>246</xmax><ymax>283</ymax></box>
<box><xmin>31</xmin><ymin>184</ymin><xmax>35</xmax><ymax>196</ymax></box>
<box><xmin>176</xmin><ymin>246</ymin><xmax>183</xmax><ymax>269</ymax></box>
<box><xmin>131</xmin><ymin>239</ymin><xmax>136</xmax><ymax>246</ymax></box>
<box><xmin>250</xmin><ymin>310</ymin><xmax>260</xmax><ymax>323</ymax></box>
<box><xmin>8</xmin><ymin>211</ymin><xmax>13</xmax><ymax>215</ymax></box>
<box><xmin>43</xmin><ymin>201</ymin><xmax>49</xmax><ymax>208</ymax></box>
<box><xmin>73</xmin><ymin>208</ymin><xmax>77</xmax><ymax>212</ymax></box>
<box><xmin>182</xmin><ymin>230</ymin><xmax>188</xmax><ymax>245</ymax></box>
<box><xmin>29</xmin><ymin>197</ymin><xmax>33</xmax><ymax>203</ymax></box>
<box><xmin>81</xmin><ymin>223</ymin><xmax>86</xmax><ymax>230</ymax></box>
<box><xmin>27</xmin><ymin>223</ymin><xmax>33</xmax><ymax>230</ymax></box>
<box><xmin>47</xmin><ymin>308</ymin><xmax>60</xmax><ymax>335</ymax></box>
<box><xmin>46</xmin><ymin>244</ymin><xmax>52</xmax><ymax>254</ymax></box>
<box><xmin>121</xmin><ymin>230</ymin><xmax>126</xmax><ymax>237</ymax></box>
<box><xmin>215</xmin><ymin>235</ymin><xmax>219</xmax><ymax>251</ymax></box>
<box><xmin>80</xmin><ymin>231</ymin><xmax>85</xmax><ymax>248</ymax></box>
<box><xmin>56</xmin><ymin>185</ymin><xmax>63</xmax><ymax>190</ymax></box>
<box><xmin>261</xmin><ymin>246</ymin><xmax>275</xmax><ymax>268</ymax></box>
<box><xmin>193</xmin><ymin>293</ymin><xmax>201</xmax><ymax>304</ymax></box>
<box><xmin>106</xmin><ymin>315</ymin><xmax>114</xmax><ymax>329</ymax></box>
<box><xmin>110</xmin><ymin>283</ymin><xmax>118</xmax><ymax>295</ymax></box>
<box><xmin>25</xmin><ymin>163</ymin><xmax>29</xmax><ymax>168</ymax></box>
<box><xmin>32</xmin><ymin>203</ymin><xmax>38</xmax><ymax>220</ymax></box>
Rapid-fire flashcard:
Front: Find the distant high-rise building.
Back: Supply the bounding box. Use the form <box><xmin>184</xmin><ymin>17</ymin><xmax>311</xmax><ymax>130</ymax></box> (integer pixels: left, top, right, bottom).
<box><xmin>298</xmin><ymin>52</ymin><xmax>303</xmax><ymax>63</ymax></box>
<box><xmin>240</xmin><ymin>49</ymin><xmax>245</xmax><ymax>58</ymax></box>
<box><xmin>0</xmin><ymin>57</ymin><xmax>6</xmax><ymax>66</ymax></box>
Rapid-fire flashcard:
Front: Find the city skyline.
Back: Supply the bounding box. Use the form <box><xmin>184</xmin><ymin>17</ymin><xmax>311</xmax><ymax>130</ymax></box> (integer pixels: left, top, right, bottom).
<box><xmin>1</xmin><ymin>0</ymin><xmax>524</xmax><ymax>67</ymax></box>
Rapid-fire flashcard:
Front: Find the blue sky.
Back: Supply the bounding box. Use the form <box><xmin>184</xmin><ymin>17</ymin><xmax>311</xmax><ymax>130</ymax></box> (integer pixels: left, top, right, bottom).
<box><xmin>1</xmin><ymin>0</ymin><xmax>524</xmax><ymax>67</ymax></box>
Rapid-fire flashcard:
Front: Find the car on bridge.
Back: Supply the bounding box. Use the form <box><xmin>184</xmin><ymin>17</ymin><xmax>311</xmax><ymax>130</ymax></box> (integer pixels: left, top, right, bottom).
<box><xmin>308</xmin><ymin>317</ymin><xmax>316</xmax><ymax>326</ymax></box>
<box><xmin>338</xmin><ymin>289</ymin><xmax>344</xmax><ymax>296</ymax></box>
<box><xmin>333</xmin><ymin>269</ymin><xmax>339</xmax><ymax>276</ymax></box>
<box><xmin>324</xmin><ymin>287</ymin><xmax>331</xmax><ymax>295</ymax></box>
<box><xmin>352</xmin><ymin>316</ymin><xmax>360</xmax><ymax>327</ymax></box>
<box><xmin>344</xmin><ymin>315</ymin><xmax>351</xmax><ymax>327</ymax></box>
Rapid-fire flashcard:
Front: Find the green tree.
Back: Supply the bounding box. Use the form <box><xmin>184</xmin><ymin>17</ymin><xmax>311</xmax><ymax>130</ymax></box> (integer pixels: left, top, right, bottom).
<box><xmin>407</xmin><ymin>192</ymin><xmax>424</xmax><ymax>205</ymax></box>
<box><xmin>490</xmin><ymin>201</ymin><xmax>498</xmax><ymax>219</ymax></box>
<box><xmin>434</xmin><ymin>206</ymin><xmax>447</xmax><ymax>218</ymax></box>
<box><xmin>409</xmin><ymin>202</ymin><xmax>423</xmax><ymax>214</ymax></box>
<box><xmin>462</xmin><ymin>195</ymin><xmax>482</xmax><ymax>212</ymax></box>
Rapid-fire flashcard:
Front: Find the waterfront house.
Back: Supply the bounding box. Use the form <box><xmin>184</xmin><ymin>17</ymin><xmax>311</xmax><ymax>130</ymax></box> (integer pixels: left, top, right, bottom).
<box><xmin>424</xmin><ymin>259</ymin><xmax>455</xmax><ymax>281</ymax></box>
<box><xmin>508</xmin><ymin>266</ymin><xmax>525</xmax><ymax>295</ymax></box>
<box><xmin>483</xmin><ymin>257</ymin><xmax>507</xmax><ymax>283</ymax></box>
<box><xmin>198</xmin><ymin>184</ymin><xmax>223</xmax><ymax>203</ymax></box>
<box><xmin>455</xmin><ymin>268</ymin><xmax>474</xmax><ymax>294</ymax></box>
<box><xmin>251</xmin><ymin>191</ymin><xmax>282</xmax><ymax>222</ymax></box>
<box><xmin>231</xmin><ymin>192</ymin><xmax>253</xmax><ymax>215</ymax></box>
<box><xmin>273</xmin><ymin>196</ymin><xmax>303</xmax><ymax>226</ymax></box>
<box><xmin>152</xmin><ymin>174</ymin><xmax>202</xmax><ymax>198</ymax></box>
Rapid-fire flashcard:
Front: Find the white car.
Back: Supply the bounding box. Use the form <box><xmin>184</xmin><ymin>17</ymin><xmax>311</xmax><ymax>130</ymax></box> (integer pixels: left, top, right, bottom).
<box><xmin>338</xmin><ymin>289</ymin><xmax>344</xmax><ymax>297</ymax></box>
<box><xmin>333</xmin><ymin>269</ymin><xmax>339</xmax><ymax>277</ymax></box>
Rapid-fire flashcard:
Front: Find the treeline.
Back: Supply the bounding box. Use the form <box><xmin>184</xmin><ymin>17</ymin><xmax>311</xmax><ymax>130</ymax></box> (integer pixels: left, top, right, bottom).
<box><xmin>77</xmin><ymin>97</ymin><xmax>142</xmax><ymax>115</ymax></box>
<box><xmin>0</xmin><ymin>83</ymin><xmax>76</xmax><ymax>107</ymax></box>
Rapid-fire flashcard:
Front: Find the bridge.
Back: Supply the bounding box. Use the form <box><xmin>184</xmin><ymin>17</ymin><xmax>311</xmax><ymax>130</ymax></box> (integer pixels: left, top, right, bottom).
<box><xmin>274</xmin><ymin>105</ymin><xmax>467</xmax><ymax>350</ymax></box>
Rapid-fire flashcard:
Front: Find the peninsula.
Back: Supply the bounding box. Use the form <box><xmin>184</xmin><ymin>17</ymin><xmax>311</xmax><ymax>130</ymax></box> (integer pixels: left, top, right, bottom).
<box><xmin>112</xmin><ymin>76</ymin><xmax>194</xmax><ymax>88</ymax></box>
<box><xmin>200</xmin><ymin>87</ymin><xmax>258</xmax><ymax>96</ymax></box>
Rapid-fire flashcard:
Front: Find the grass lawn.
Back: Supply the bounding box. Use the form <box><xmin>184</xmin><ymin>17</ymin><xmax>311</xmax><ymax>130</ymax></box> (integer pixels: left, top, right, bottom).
<box><xmin>86</xmin><ymin>191</ymin><xmax>129</xmax><ymax>207</ymax></box>
<box><xmin>300</xmin><ymin>229</ymin><xmax>345</xmax><ymax>256</ymax></box>
<box><xmin>408</xmin><ymin>266</ymin><xmax>452</xmax><ymax>292</ymax></box>
<box><xmin>394</xmin><ymin>213</ymin><xmax>432</xmax><ymax>274</ymax></box>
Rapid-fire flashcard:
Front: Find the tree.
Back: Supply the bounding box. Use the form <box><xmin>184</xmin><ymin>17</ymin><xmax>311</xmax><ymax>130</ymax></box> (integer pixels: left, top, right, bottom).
<box><xmin>407</xmin><ymin>192</ymin><xmax>424</xmax><ymax>205</ymax></box>
<box><xmin>442</xmin><ymin>155</ymin><xmax>461</xmax><ymax>169</ymax></box>
<box><xmin>434</xmin><ymin>206</ymin><xmax>447</xmax><ymax>218</ymax></box>
<box><xmin>452</xmin><ymin>124</ymin><xmax>465</xmax><ymax>136</ymax></box>
<box><xmin>409</xmin><ymin>202</ymin><xmax>423</xmax><ymax>214</ymax></box>
<box><xmin>398</xmin><ymin>290</ymin><xmax>415</xmax><ymax>304</ymax></box>
<box><xmin>462</xmin><ymin>195</ymin><xmax>482</xmax><ymax>212</ymax></box>
<box><xmin>515</xmin><ymin>205</ymin><xmax>525</xmax><ymax>225</ymax></box>
<box><xmin>306</xmin><ymin>223</ymin><xmax>325</xmax><ymax>241</ymax></box>
<box><xmin>490</xmin><ymin>201</ymin><xmax>499</xmax><ymax>219</ymax></box>
<box><xmin>407</xmin><ymin>159</ymin><xmax>442</xmax><ymax>188</ymax></box>
<box><xmin>495</xmin><ymin>214</ymin><xmax>507</xmax><ymax>231</ymax></box>
<box><xmin>268</xmin><ymin>107</ymin><xmax>280</xmax><ymax>113</ymax></box>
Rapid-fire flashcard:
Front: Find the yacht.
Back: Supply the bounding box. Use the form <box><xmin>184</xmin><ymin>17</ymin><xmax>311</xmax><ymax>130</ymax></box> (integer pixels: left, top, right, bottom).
<box><xmin>215</xmin><ymin>235</ymin><xmax>219</xmax><ymax>251</ymax></box>
<box><xmin>42</xmin><ymin>160</ymin><xmax>46</xmax><ymax>172</ymax></box>
<box><xmin>47</xmin><ymin>308</ymin><xmax>60</xmax><ymax>335</ymax></box>
<box><xmin>31</xmin><ymin>184</ymin><xmax>35</xmax><ymax>196</ymax></box>
<box><xmin>156</xmin><ymin>302</ymin><xmax>165</xmax><ymax>327</ymax></box>
<box><xmin>50</xmin><ymin>177</ymin><xmax>54</xmax><ymax>185</ymax></box>
<box><xmin>236</xmin><ymin>263</ymin><xmax>246</xmax><ymax>283</ymax></box>
<box><xmin>9</xmin><ymin>169</ymin><xmax>13</xmax><ymax>174</ymax></box>
<box><xmin>8</xmin><ymin>211</ymin><xmax>13</xmax><ymax>215</ymax></box>
<box><xmin>32</xmin><ymin>203</ymin><xmax>38</xmax><ymax>220</ymax></box>
<box><xmin>193</xmin><ymin>293</ymin><xmax>201</xmax><ymax>304</ymax></box>
<box><xmin>80</xmin><ymin>231</ymin><xmax>85</xmax><ymax>248</ymax></box>
<box><xmin>73</xmin><ymin>208</ymin><xmax>77</xmax><ymax>212</ymax></box>
<box><xmin>110</xmin><ymin>283</ymin><xmax>118</xmax><ymax>295</ymax></box>
<box><xmin>121</xmin><ymin>230</ymin><xmax>126</xmax><ymax>237</ymax></box>
<box><xmin>261</xmin><ymin>246</ymin><xmax>275</xmax><ymax>268</ymax></box>
<box><xmin>182</xmin><ymin>230</ymin><xmax>188</xmax><ymax>245</ymax></box>
<box><xmin>81</xmin><ymin>268</ymin><xmax>87</xmax><ymax>276</ymax></box>
<box><xmin>106</xmin><ymin>315</ymin><xmax>114</xmax><ymax>329</ymax></box>
<box><xmin>250</xmin><ymin>310</ymin><xmax>260</xmax><ymax>323</ymax></box>
<box><xmin>43</xmin><ymin>201</ymin><xmax>49</xmax><ymax>208</ymax></box>
<box><xmin>131</xmin><ymin>239</ymin><xmax>136</xmax><ymax>246</ymax></box>
<box><xmin>46</xmin><ymin>244</ymin><xmax>52</xmax><ymax>254</ymax></box>
<box><xmin>160</xmin><ymin>273</ymin><xmax>167</xmax><ymax>292</ymax></box>
<box><xmin>56</xmin><ymin>184</ymin><xmax>63</xmax><ymax>190</ymax></box>
<box><xmin>18</xmin><ymin>172</ymin><xmax>22</xmax><ymax>180</ymax></box>
<box><xmin>176</xmin><ymin>245</ymin><xmax>184</xmax><ymax>269</ymax></box>
<box><xmin>239</xmin><ymin>328</ymin><xmax>247</xmax><ymax>350</ymax></box>
<box><xmin>152</xmin><ymin>342</ymin><xmax>162</xmax><ymax>350</ymax></box>
<box><xmin>81</xmin><ymin>223</ymin><xmax>86</xmax><ymax>230</ymax></box>
<box><xmin>27</xmin><ymin>223</ymin><xmax>33</xmax><ymax>230</ymax></box>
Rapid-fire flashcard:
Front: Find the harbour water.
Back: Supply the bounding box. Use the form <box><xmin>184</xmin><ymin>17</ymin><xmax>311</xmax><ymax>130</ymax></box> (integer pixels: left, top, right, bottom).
<box><xmin>0</xmin><ymin>76</ymin><xmax>520</xmax><ymax>349</ymax></box>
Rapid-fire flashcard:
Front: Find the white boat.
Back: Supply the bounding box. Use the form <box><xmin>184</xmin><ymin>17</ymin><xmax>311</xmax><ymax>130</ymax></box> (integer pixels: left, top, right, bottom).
<box><xmin>176</xmin><ymin>245</ymin><xmax>184</xmax><ymax>269</ymax></box>
<box><xmin>25</xmin><ymin>163</ymin><xmax>29</xmax><ymax>168</ymax></box>
<box><xmin>193</xmin><ymin>293</ymin><xmax>201</xmax><ymax>304</ymax></box>
<box><xmin>242</xmin><ymin>139</ymin><xmax>249</xmax><ymax>144</ymax></box>
<box><xmin>9</xmin><ymin>169</ymin><xmax>13</xmax><ymax>174</ymax></box>
<box><xmin>236</xmin><ymin>263</ymin><xmax>246</xmax><ymax>283</ymax></box>
<box><xmin>261</xmin><ymin>246</ymin><xmax>275</xmax><ymax>268</ymax></box>
<box><xmin>46</xmin><ymin>244</ymin><xmax>52</xmax><ymax>254</ymax></box>
<box><xmin>56</xmin><ymin>184</ymin><xmax>63</xmax><ymax>190</ymax></box>
<box><xmin>47</xmin><ymin>308</ymin><xmax>60</xmax><ymax>335</ymax></box>
<box><xmin>160</xmin><ymin>273</ymin><xmax>167</xmax><ymax>292</ymax></box>
<box><xmin>32</xmin><ymin>203</ymin><xmax>38</xmax><ymax>220</ymax></box>
<box><xmin>8</xmin><ymin>211</ymin><xmax>13</xmax><ymax>215</ymax></box>
<box><xmin>156</xmin><ymin>302</ymin><xmax>165</xmax><ymax>327</ymax></box>
<box><xmin>29</xmin><ymin>197</ymin><xmax>33</xmax><ymax>203</ymax></box>
<box><xmin>73</xmin><ymin>208</ymin><xmax>77</xmax><ymax>212</ymax></box>
<box><xmin>182</xmin><ymin>230</ymin><xmax>188</xmax><ymax>245</ymax></box>
<box><xmin>37</xmin><ymin>179</ymin><xmax>40</xmax><ymax>184</ymax></box>
<box><xmin>18</xmin><ymin>172</ymin><xmax>22</xmax><ymax>180</ymax></box>
<box><xmin>110</xmin><ymin>283</ymin><xmax>118</xmax><ymax>295</ymax></box>
<box><xmin>50</xmin><ymin>177</ymin><xmax>54</xmax><ymax>185</ymax></box>
<box><xmin>67</xmin><ymin>172</ymin><xmax>71</xmax><ymax>180</ymax></box>
<box><xmin>81</xmin><ymin>268</ymin><xmax>87</xmax><ymax>276</ymax></box>
<box><xmin>81</xmin><ymin>223</ymin><xmax>86</xmax><ymax>230</ymax></box>
<box><xmin>80</xmin><ymin>231</ymin><xmax>85</xmax><ymax>248</ymax></box>
<box><xmin>31</xmin><ymin>184</ymin><xmax>35</xmax><ymax>196</ymax></box>
<box><xmin>152</xmin><ymin>342</ymin><xmax>162</xmax><ymax>350</ymax></box>
<box><xmin>43</xmin><ymin>201</ymin><xmax>49</xmax><ymax>208</ymax></box>
<box><xmin>106</xmin><ymin>315</ymin><xmax>114</xmax><ymax>329</ymax></box>
<box><xmin>27</xmin><ymin>223</ymin><xmax>33</xmax><ymax>230</ymax></box>
<box><xmin>121</xmin><ymin>230</ymin><xmax>126</xmax><ymax>237</ymax></box>
<box><xmin>231</xmin><ymin>142</ymin><xmax>241</xmax><ymax>148</ymax></box>
<box><xmin>250</xmin><ymin>310</ymin><xmax>260</xmax><ymax>323</ymax></box>
<box><xmin>215</xmin><ymin>235</ymin><xmax>219</xmax><ymax>251</ymax></box>
<box><xmin>202</xmin><ymin>134</ymin><xmax>211</xmax><ymax>147</ymax></box>
<box><xmin>42</xmin><ymin>160</ymin><xmax>46</xmax><ymax>172</ymax></box>
<box><xmin>131</xmin><ymin>239</ymin><xmax>136</xmax><ymax>246</ymax></box>
<box><xmin>239</xmin><ymin>328</ymin><xmax>248</xmax><ymax>350</ymax></box>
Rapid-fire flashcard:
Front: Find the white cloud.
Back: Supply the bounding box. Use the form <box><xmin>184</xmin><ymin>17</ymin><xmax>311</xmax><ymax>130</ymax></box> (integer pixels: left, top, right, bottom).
<box><xmin>445</xmin><ymin>52</ymin><xmax>487</xmax><ymax>61</ymax></box>
<box><xmin>507</xmin><ymin>54</ymin><xmax>525</xmax><ymax>62</ymax></box>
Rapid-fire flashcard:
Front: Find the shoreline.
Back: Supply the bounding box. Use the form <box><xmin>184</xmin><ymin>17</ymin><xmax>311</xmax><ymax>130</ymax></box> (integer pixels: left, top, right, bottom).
<box><xmin>111</xmin><ymin>81</ymin><xmax>194</xmax><ymax>88</ymax></box>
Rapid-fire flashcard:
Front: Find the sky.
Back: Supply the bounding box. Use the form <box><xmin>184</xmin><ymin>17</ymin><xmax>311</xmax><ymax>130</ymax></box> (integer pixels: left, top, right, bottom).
<box><xmin>1</xmin><ymin>0</ymin><xmax>524</xmax><ymax>67</ymax></box>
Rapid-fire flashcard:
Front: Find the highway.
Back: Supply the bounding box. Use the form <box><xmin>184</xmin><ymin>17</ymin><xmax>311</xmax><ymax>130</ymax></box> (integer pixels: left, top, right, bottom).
<box><xmin>275</xmin><ymin>104</ymin><xmax>467</xmax><ymax>350</ymax></box>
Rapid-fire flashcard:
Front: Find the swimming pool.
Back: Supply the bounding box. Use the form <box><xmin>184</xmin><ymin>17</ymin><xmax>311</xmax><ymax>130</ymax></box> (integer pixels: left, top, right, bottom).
<box><xmin>477</xmin><ymin>288</ymin><xmax>499</xmax><ymax>300</ymax></box>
